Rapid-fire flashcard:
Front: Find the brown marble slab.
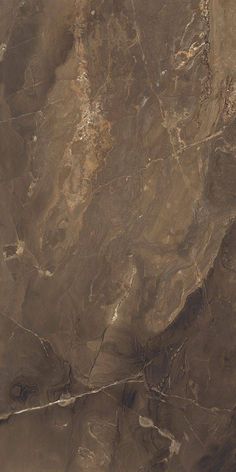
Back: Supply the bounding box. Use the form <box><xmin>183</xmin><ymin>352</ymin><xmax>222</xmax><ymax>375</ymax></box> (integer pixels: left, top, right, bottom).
<box><xmin>0</xmin><ymin>0</ymin><xmax>236</xmax><ymax>470</ymax></box>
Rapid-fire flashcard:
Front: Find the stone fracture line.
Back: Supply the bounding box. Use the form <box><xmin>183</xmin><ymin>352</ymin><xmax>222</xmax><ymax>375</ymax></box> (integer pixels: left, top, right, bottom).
<box><xmin>0</xmin><ymin>375</ymin><xmax>144</xmax><ymax>422</ymax></box>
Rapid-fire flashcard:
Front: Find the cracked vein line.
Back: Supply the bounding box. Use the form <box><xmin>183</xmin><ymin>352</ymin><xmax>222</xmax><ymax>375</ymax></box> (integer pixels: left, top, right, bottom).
<box><xmin>93</xmin><ymin>127</ymin><xmax>224</xmax><ymax>195</ymax></box>
<box><xmin>0</xmin><ymin>311</ymin><xmax>50</xmax><ymax>357</ymax></box>
<box><xmin>151</xmin><ymin>387</ymin><xmax>234</xmax><ymax>415</ymax></box>
<box><xmin>104</xmin><ymin>389</ymin><xmax>180</xmax><ymax>458</ymax></box>
<box><xmin>1</xmin><ymin>374</ymin><xmax>144</xmax><ymax>421</ymax></box>
<box><xmin>178</xmin><ymin>128</ymin><xmax>224</xmax><ymax>153</ymax></box>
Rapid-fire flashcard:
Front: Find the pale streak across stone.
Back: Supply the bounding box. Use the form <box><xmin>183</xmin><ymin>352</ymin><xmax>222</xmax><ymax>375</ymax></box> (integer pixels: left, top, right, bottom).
<box><xmin>0</xmin><ymin>374</ymin><xmax>144</xmax><ymax>422</ymax></box>
<box><xmin>139</xmin><ymin>415</ymin><xmax>181</xmax><ymax>459</ymax></box>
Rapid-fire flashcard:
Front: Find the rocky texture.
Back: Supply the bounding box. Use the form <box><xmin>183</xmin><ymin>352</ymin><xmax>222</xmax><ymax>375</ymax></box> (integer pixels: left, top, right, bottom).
<box><xmin>0</xmin><ymin>0</ymin><xmax>236</xmax><ymax>470</ymax></box>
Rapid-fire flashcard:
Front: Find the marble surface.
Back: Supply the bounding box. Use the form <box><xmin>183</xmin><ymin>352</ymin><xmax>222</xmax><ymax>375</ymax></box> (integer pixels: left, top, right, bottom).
<box><xmin>0</xmin><ymin>0</ymin><xmax>236</xmax><ymax>470</ymax></box>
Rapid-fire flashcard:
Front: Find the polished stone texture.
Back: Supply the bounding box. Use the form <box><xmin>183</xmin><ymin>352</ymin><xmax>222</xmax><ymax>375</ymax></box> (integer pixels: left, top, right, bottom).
<box><xmin>0</xmin><ymin>0</ymin><xmax>236</xmax><ymax>470</ymax></box>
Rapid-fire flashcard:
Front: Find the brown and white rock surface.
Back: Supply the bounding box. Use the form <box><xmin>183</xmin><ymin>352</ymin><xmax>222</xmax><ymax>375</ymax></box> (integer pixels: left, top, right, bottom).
<box><xmin>0</xmin><ymin>0</ymin><xmax>236</xmax><ymax>470</ymax></box>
